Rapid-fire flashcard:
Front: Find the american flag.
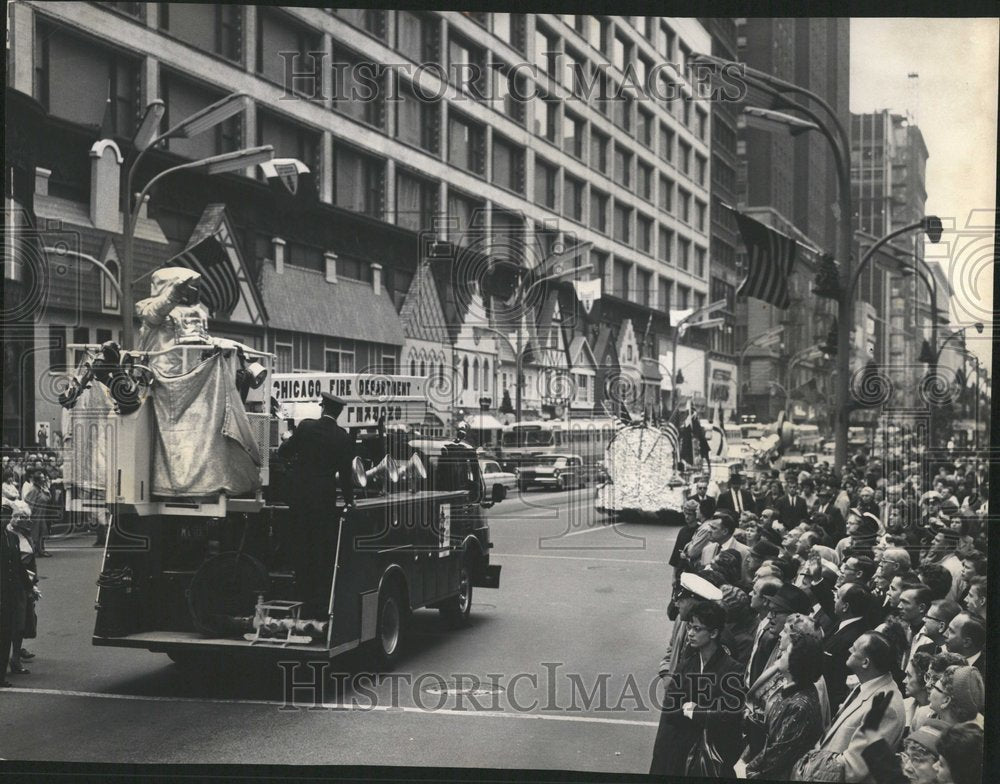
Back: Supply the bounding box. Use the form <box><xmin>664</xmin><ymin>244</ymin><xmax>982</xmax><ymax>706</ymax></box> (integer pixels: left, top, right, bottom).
<box><xmin>732</xmin><ymin>209</ymin><xmax>798</xmax><ymax>309</ymax></box>
<box><xmin>169</xmin><ymin>206</ymin><xmax>241</xmax><ymax>317</ymax></box>
<box><xmin>662</xmin><ymin>420</ymin><xmax>680</xmax><ymax>456</ymax></box>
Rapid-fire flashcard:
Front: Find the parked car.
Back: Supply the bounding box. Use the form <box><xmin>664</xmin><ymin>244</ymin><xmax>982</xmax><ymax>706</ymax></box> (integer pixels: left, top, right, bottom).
<box><xmin>517</xmin><ymin>454</ymin><xmax>587</xmax><ymax>491</ymax></box>
<box><xmin>479</xmin><ymin>459</ymin><xmax>518</xmax><ymax>492</ymax></box>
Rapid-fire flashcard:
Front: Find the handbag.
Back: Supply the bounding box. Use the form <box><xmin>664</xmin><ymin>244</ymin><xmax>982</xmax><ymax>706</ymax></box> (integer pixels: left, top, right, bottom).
<box><xmin>790</xmin><ymin>749</ymin><xmax>846</xmax><ymax>782</ymax></box>
<box><xmin>685</xmin><ymin>729</ymin><xmax>725</xmax><ymax>778</ymax></box>
<box><xmin>23</xmin><ymin>600</ymin><xmax>38</xmax><ymax>640</ymax></box>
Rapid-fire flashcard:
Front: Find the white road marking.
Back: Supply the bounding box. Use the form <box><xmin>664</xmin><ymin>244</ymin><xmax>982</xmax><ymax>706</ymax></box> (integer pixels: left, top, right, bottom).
<box><xmin>2</xmin><ymin>687</ymin><xmax>659</xmax><ymax>727</ymax></box>
<box><xmin>559</xmin><ymin>523</ymin><xmax>631</xmax><ymax>538</ymax></box>
<box><xmin>493</xmin><ymin>553</ymin><xmax>665</xmax><ymax>565</ymax></box>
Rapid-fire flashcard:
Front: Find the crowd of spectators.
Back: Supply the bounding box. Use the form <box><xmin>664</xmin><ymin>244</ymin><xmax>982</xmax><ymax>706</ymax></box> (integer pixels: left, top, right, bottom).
<box><xmin>651</xmin><ymin>446</ymin><xmax>987</xmax><ymax>782</ymax></box>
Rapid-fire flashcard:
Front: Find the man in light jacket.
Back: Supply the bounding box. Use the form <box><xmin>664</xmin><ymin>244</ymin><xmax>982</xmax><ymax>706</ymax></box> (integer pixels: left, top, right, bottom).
<box><xmin>807</xmin><ymin>631</ymin><xmax>905</xmax><ymax>782</ymax></box>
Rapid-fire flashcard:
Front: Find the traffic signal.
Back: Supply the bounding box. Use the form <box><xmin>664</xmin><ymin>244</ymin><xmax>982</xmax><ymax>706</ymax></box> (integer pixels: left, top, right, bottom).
<box><xmin>820</xmin><ymin>318</ymin><xmax>838</xmax><ymax>356</ymax></box>
<box><xmin>482</xmin><ymin>262</ymin><xmax>523</xmax><ymax>300</ymax></box>
<box><xmin>812</xmin><ymin>254</ymin><xmax>841</xmax><ymax>299</ymax></box>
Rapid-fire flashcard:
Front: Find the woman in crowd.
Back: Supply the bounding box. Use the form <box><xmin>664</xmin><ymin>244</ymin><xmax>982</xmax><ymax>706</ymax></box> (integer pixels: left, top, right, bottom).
<box><xmin>743</xmin><ymin>634</ymin><xmax>826</xmax><ymax>779</ymax></box>
<box><xmin>933</xmin><ymin>722</ymin><xmax>984</xmax><ymax>784</ymax></box>
<box><xmin>6</xmin><ymin>500</ymin><xmax>39</xmax><ymax>676</ymax></box>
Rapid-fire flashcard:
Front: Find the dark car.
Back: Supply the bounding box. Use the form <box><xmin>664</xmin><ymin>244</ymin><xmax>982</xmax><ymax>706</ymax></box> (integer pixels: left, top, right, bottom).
<box><xmin>517</xmin><ymin>454</ymin><xmax>586</xmax><ymax>491</ymax></box>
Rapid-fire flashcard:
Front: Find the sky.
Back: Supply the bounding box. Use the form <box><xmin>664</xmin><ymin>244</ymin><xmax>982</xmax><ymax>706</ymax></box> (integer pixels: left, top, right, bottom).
<box><xmin>850</xmin><ymin>18</ymin><xmax>998</xmax><ymax>372</ymax></box>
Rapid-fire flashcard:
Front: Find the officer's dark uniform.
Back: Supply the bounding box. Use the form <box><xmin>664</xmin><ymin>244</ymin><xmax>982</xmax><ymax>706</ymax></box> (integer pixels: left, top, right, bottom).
<box><xmin>277</xmin><ymin>392</ymin><xmax>356</xmax><ymax>618</ymax></box>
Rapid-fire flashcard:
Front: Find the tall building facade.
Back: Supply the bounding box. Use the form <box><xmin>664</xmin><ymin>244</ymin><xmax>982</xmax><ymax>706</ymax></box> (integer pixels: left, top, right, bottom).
<box><xmin>5</xmin><ymin>6</ymin><xmax>714</xmax><ymax>443</ymax></box>
<box><xmin>730</xmin><ymin>17</ymin><xmax>848</xmax><ymax>425</ymax></box>
<box><xmin>852</xmin><ymin>109</ymin><xmax>939</xmax><ymax>405</ymax></box>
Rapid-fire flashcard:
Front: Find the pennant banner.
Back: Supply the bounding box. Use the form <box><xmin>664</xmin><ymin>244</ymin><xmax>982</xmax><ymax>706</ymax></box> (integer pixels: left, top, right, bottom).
<box><xmin>572</xmin><ymin>277</ymin><xmax>602</xmax><ymax>314</ymax></box>
<box><xmin>732</xmin><ymin>210</ymin><xmax>799</xmax><ymax>309</ymax></box>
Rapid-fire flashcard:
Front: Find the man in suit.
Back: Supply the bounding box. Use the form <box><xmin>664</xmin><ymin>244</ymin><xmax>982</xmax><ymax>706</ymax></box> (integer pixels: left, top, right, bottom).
<box><xmin>807</xmin><ymin>631</ymin><xmax>905</xmax><ymax>782</ymax></box>
<box><xmin>715</xmin><ymin>469</ymin><xmax>755</xmax><ymax>517</ymax></box>
<box><xmin>912</xmin><ymin>599</ymin><xmax>961</xmax><ymax>661</ymax></box>
<box><xmin>745</xmin><ymin>576</ymin><xmax>784</xmax><ymax>687</ymax></box>
<box><xmin>823</xmin><ymin>583</ymin><xmax>872</xmax><ymax>712</ymax></box>
<box><xmin>690</xmin><ymin>477</ymin><xmax>716</xmax><ymax>520</ymax></box>
<box><xmin>775</xmin><ymin>480</ymin><xmax>809</xmax><ymax>528</ymax></box>
<box><xmin>943</xmin><ymin>613</ymin><xmax>986</xmax><ymax>679</ymax></box>
<box><xmin>699</xmin><ymin>512</ymin><xmax>750</xmax><ymax>567</ymax></box>
<box><xmin>813</xmin><ymin>485</ymin><xmax>846</xmax><ymax>542</ymax></box>
<box><xmin>278</xmin><ymin>391</ymin><xmax>357</xmax><ymax>617</ymax></box>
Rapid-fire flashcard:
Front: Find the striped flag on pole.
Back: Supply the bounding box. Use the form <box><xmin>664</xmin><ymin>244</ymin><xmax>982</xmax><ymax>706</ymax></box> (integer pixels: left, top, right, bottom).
<box><xmin>733</xmin><ymin>210</ymin><xmax>798</xmax><ymax>309</ymax></box>
<box><xmin>662</xmin><ymin>420</ymin><xmax>680</xmax><ymax>456</ymax></box>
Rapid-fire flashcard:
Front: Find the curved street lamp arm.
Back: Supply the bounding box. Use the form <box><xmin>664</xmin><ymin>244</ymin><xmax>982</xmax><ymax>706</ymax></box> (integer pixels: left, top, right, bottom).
<box><xmin>42</xmin><ymin>248</ymin><xmax>123</xmax><ymax>300</ymax></box>
<box><xmin>847</xmin><ymin>220</ymin><xmax>928</xmax><ymax>301</ymax></box>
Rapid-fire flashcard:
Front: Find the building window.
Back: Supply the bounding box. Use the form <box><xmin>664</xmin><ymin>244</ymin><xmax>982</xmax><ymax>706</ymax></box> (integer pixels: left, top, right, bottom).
<box><xmin>160</xmin><ymin>3</ymin><xmax>242</xmax><ymax>62</ymax></box>
<box><xmin>614</xmin><ymin>258</ymin><xmax>630</xmax><ymax>299</ymax></box>
<box><xmin>661</xmin><ymin>21</ymin><xmax>676</xmax><ymax>61</ymax></box>
<box><xmin>331</xmin><ymin>43</ymin><xmax>385</xmax><ymax>129</ymax></box>
<box><xmin>611</xmin><ymin>29</ymin><xmax>631</xmax><ymax>71</ymax></box>
<box><xmin>678</xmin><ymin>188</ymin><xmax>691</xmax><ymax>223</ymax></box>
<box><xmin>100</xmin><ymin>2</ymin><xmax>144</xmax><ymax>19</ymax></box>
<box><xmin>494</xmin><ymin>61</ymin><xmax>526</xmax><ymax>124</ymax></box>
<box><xmin>659</xmin><ymin>124</ymin><xmax>674</xmax><ymax>163</ymax></box>
<box><xmin>658</xmin><ymin>226</ymin><xmax>673</xmax><ymax>263</ymax></box>
<box><xmin>447</xmin><ymin>190</ymin><xmax>485</xmax><ymax>246</ymax></box>
<box><xmin>613</xmin><ymin>203</ymin><xmax>632</xmax><ymax>245</ymax></box>
<box><xmin>678</xmin><ymin>140</ymin><xmax>691</xmax><ymax>176</ymax></box>
<box><xmin>332</xmin><ymin>142</ymin><xmax>385</xmax><ymax>218</ymax></box>
<box><xmin>276</xmin><ymin>342</ymin><xmax>294</xmax><ymax>373</ymax></box>
<box><xmin>448</xmin><ymin>112</ymin><xmax>486</xmax><ymax>175</ymax></box>
<box><xmin>535</xmin><ymin>23</ymin><xmax>558</xmax><ymax>73</ymax></box>
<box><xmin>534</xmin><ymin>96</ymin><xmax>558</xmax><ymax>142</ymax></box>
<box><xmin>695</xmin><ymin>246</ymin><xmax>706</xmax><ymax>278</ymax></box>
<box><xmin>492</xmin><ymin>135</ymin><xmax>524</xmax><ymax>194</ymax></box>
<box><xmin>162</xmin><ymin>71</ymin><xmax>242</xmax><ymax>160</ymax></box>
<box><xmin>396</xmin><ymin>11</ymin><xmax>439</xmax><ymax>62</ymax></box>
<box><xmin>395</xmin><ymin>80</ymin><xmax>440</xmax><ymax>153</ymax></box>
<box><xmin>449</xmin><ymin>34</ymin><xmax>487</xmax><ymax>97</ymax></box>
<box><xmin>563</xmin><ymin>112</ymin><xmax>584</xmax><ymax>159</ymax></box>
<box><xmin>534</xmin><ymin>158</ymin><xmax>557</xmax><ymax>209</ymax></box>
<box><xmin>257</xmin><ymin>109</ymin><xmax>319</xmax><ymax>190</ymax></box>
<box><xmin>563</xmin><ymin>47</ymin><xmax>586</xmax><ymax>98</ymax></box>
<box><xmin>678</xmin><ymin>238</ymin><xmax>690</xmax><ymax>271</ymax></box>
<box><xmin>637</xmin><ymin>215</ymin><xmax>652</xmax><ymax>254</ymax></box>
<box><xmin>591</xmin><ymin>129</ymin><xmax>609</xmax><ymax>174</ymax></box>
<box><xmin>101</xmin><ymin>258</ymin><xmax>120</xmax><ymax>313</ymax></box>
<box><xmin>493</xmin><ymin>13</ymin><xmax>526</xmax><ymax>52</ymax></box>
<box><xmin>659</xmin><ymin>175</ymin><xmax>674</xmax><ymax>213</ymax></box>
<box><xmin>564</xmin><ymin>175</ymin><xmax>584</xmax><ymax>221</ymax></box>
<box><xmin>637</xmin><ymin>268</ymin><xmax>651</xmax><ymax>306</ymax></box>
<box><xmin>256</xmin><ymin>9</ymin><xmax>321</xmax><ymax>93</ymax></box>
<box><xmin>695</xmin><ymin>200</ymin><xmax>707</xmax><ymax>232</ymax></box>
<box><xmin>677</xmin><ymin>285</ymin><xmax>689</xmax><ymax>309</ymax></box>
<box><xmin>696</xmin><ymin>154</ymin><xmax>708</xmax><ymax>187</ymax></box>
<box><xmin>337</xmin><ymin>9</ymin><xmax>387</xmax><ymax>39</ymax></box>
<box><xmin>591</xmin><ymin>190</ymin><xmax>608</xmax><ymax>234</ymax></box>
<box><xmin>637</xmin><ymin>107</ymin><xmax>654</xmax><ymax>148</ymax></box>
<box><xmin>33</xmin><ymin>21</ymin><xmax>139</xmax><ymax>137</ymax></box>
<box><xmin>613</xmin><ymin>93</ymin><xmax>633</xmax><ymax>134</ymax></box>
<box><xmin>697</xmin><ymin>109</ymin><xmax>708</xmax><ymax>141</ymax></box>
<box><xmin>613</xmin><ymin>146</ymin><xmax>632</xmax><ymax>189</ymax></box>
<box><xmin>638</xmin><ymin>161</ymin><xmax>653</xmax><ymax>201</ymax></box>
<box><xmin>323</xmin><ymin>339</ymin><xmax>355</xmax><ymax>372</ymax></box>
<box><xmin>658</xmin><ymin>278</ymin><xmax>672</xmax><ymax>310</ymax></box>
<box><xmin>286</xmin><ymin>241</ymin><xmax>323</xmax><ymax>272</ymax></box>
<box><xmin>396</xmin><ymin>170</ymin><xmax>437</xmax><ymax>232</ymax></box>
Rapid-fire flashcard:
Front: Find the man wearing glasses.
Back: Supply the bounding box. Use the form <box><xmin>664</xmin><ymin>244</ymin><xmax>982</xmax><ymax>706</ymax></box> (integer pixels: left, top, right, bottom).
<box><xmin>913</xmin><ymin>600</ymin><xmax>962</xmax><ymax>662</ymax></box>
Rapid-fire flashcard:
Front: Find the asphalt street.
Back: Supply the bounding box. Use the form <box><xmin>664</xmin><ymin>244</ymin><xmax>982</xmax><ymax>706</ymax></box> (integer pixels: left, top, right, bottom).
<box><xmin>1</xmin><ymin>488</ymin><xmax>680</xmax><ymax>772</ymax></box>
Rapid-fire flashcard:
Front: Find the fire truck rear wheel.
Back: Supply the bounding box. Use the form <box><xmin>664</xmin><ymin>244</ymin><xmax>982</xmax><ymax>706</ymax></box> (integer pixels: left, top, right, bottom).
<box><xmin>440</xmin><ymin>560</ymin><xmax>472</xmax><ymax>629</ymax></box>
<box><xmin>373</xmin><ymin>581</ymin><xmax>405</xmax><ymax>668</ymax></box>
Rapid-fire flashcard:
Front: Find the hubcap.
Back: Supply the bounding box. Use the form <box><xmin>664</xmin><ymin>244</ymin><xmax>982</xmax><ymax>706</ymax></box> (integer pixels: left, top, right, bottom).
<box><xmin>458</xmin><ymin>570</ymin><xmax>470</xmax><ymax>613</ymax></box>
<box><xmin>381</xmin><ymin>598</ymin><xmax>400</xmax><ymax>654</ymax></box>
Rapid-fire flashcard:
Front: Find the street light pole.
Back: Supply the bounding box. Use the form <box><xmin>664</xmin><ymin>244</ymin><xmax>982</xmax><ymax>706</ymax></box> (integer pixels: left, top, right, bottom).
<box><xmin>692</xmin><ymin>50</ymin><xmax>853</xmax><ymax>474</ymax></box>
<box><xmin>119</xmin><ymin>93</ymin><xmax>249</xmax><ymax>348</ymax></box>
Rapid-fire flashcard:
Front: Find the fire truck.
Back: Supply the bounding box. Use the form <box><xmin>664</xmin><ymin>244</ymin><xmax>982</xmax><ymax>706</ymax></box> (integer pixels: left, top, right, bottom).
<box><xmin>63</xmin><ymin>345</ymin><xmax>502</xmax><ymax>669</ymax></box>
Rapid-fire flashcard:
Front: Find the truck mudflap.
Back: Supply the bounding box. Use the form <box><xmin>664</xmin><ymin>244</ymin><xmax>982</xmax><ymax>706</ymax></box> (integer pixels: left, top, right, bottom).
<box><xmin>472</xmin><ymin>563</ymin><xmax>501</xmax><ymax>589</ymax></box>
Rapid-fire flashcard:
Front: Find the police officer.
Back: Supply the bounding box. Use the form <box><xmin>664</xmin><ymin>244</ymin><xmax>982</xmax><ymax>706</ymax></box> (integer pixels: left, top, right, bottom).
<box><xmin>278</xmin><ymin>392</ymin><xmax>356</xmax><ymax>618</ymax></box>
